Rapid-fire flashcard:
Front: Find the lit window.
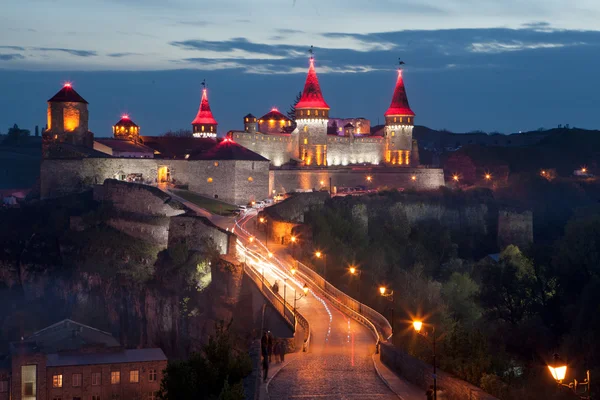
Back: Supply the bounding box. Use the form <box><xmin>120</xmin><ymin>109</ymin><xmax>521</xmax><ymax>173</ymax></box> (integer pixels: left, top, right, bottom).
<box><xmin>92</xmin><ymin>372</ymin><xmax>101</xmax><ymax>386</ymax></box>
<box><xmin>22</xmin><ymin>365</ymin><xmax>36</xmax><ymax>397</ymax></box>
<box><xmin>214</xmin><ymin>161</ymin><xmax>219</xmax><ymax>166</ymax></box>
<box><xmin>248</xmin><ymin>177</ymin><xmax>253</xmax><ymax>182</ymax></box>
<box><xmin>307</xmin><ymin>110</ymin><xmax>311</xmax><ymax>116</ymax></box>
<box><xmin>303</xmin><ymin>138</ymin><xmax>308</xmax><ymax>145</ymax></box>
<box><xmin>201</xmin><ymin>125</ymin><xmax>205</xmax><ymax>132</ymax></box>
<box><xmin>111</xmin><ymin>371</ymin><xmax>120</xmax><ymax>385</ymax></box>
<box><xmin>148</xmin><ymin>370</ymin><xmax>157</xmax><ymax>382</ymax></box>
<box><xmin>53</xmin><ymin>374</ymin><xmax>63</xmax><ymax>388</ymax></box>
<box><xmin>207</xmin><ymin>177</ymin><xmax>213</xmax><ymax>183</ymax></box>
<box><xmin>391</xmin><ymin>131</ymin><xmax>395</xmax><ymax>137</ymax></box>
<box><xmin>245</xmin><ymin>118</ymin><xmax>248</xmax><ymax>122</ymax></box>
<box><xmin>130</xmin><ymin>370</ymin><xmax>139</xmax><ymax>383</ymax></box>
<box><xmin>72</xmin><ymin>373</ymin><xmax>82</xmax><ymax>387</ymax></box>
<box><xmin>400</xmin><ymin>117</ymin><xmax>403</xmax><ymax>123</ymax></box>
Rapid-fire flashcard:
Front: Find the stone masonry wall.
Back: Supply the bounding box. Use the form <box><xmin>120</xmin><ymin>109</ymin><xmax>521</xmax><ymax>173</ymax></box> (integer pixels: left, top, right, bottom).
<box><xmin>380</xmin><ymin>343</ymin><xmax>498</xmax><ymax>400</ymax></box>
<box><xmin>168</xmin><ymin>215</ymin><xmax>236</xmax><ymax>256</ymax></box>
<box><xmin>263</xmin><ymin>192</ymin><xmax>330</xmax><ymax>223</ymax></box>
<box><xmin>497</xmin><ymin>209</ymin><xmax>533</xmax><ymax>250</ymax></box>
<box><xmin>106</xmin><ymin>218</ymin><xmax>170</xmax><ymax>248</ymax></box>
<box><xmin>326</xmin><ymin>136</ymin><xmax>385</xmax><ymax>166</ymax></box>
<box><xmin>231</xmin><ymin>132</ymin><xmax>295</xmax><ymax>167</ymax></box>
<box><xmin>270</xmin><ymin>167</ymin><xmax>445</xmax><ymax>195</ymax></box>
<box><xmin>233</xmin><ymin>160</ymin><xmax>270</xmax><ymax>205</ymax></box>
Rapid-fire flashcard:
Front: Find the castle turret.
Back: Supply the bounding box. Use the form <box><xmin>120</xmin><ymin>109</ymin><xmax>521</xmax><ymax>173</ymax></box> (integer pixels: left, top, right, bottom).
<box><xmin>258</xmin><ymin>108</ymin><xmax>292</xmax><ymax>134</ymax></box>
<box><xmin>384</xmin><ymin>69</ymin><xmax>415</xmax><ymax>166</ymax></box>
<box><xmin>192</xmin><ymin>84</ymin><xmax>218</xmax><ymax>138</ymax></box>
<box><xmin>244</xmin><ymin>113</ymin><xmax>257</xmax><ymax>133</ymax></box>
<box><xmin>43</xmin><ymin>83</ymin><xmax>93</xmax><ymax>148</ymax></box>
<box><xmin>113</xmin><ymin>114</ymin><xmax>140</xmax><ymax>142</ymax></box>
<box><xmin>295</xmin><ymin>53</ymin><xmax>330</xmax><ymax>166</ymax></box>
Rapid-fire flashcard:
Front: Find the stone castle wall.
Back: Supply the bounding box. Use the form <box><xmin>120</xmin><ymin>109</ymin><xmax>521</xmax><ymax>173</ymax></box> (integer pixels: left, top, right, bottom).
<box><xmin>270</xmin><ymin>167</ymin><xmax>445</xmax><ymax>195</ymax></box>
<box><xmin>497</xmin><ymin>209</ymin><xmax>533</xmax><ymax>250</ymax></box>
<box><xmin>169</xmin><ymin>215</ymin><xmax>236</xmax><ymax>256</ymax></box>
<box><xmin>326</xmin><ymin>136</ymin><xmax>385</xmax><ymax>166</ymax></box>
<box><xmin>230</xmin><ymin>132</ymin><xmax>294</xmax><ymax>167</ymax></box>
<box><xmin>41</xmin><ymin>157</ymin><xmax>270</xmax><ymax>205</ymax></box>
<box><xmin>399</xmin><ymin>202</ymin><xmax>489</xmax><ymax>235</ymax></box>
<box><xmin>106</xmin><ymin>218</ymin><xmax>170</xmax><ymax>248</ymax></box>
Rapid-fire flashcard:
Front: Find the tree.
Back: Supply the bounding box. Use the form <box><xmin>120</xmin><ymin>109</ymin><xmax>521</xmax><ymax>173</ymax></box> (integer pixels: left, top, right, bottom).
<box><xmin>287</xmin><ymin>91</ymin><xmax>302</xmax><ymax>121</ymax></box>
<box><xmin>159</xmin><ymin>320</ymin><xmax>252</xmax><ymax>400</ymax></box>
<box><xmin>441</xmin><ymin>272</ymin><xmax>482</xmax><ymax>326</ymax></box>
<box><xmin>3</xmin><ymin>124</ymin><xmax>30</xmax><ymax>144</ymax></box>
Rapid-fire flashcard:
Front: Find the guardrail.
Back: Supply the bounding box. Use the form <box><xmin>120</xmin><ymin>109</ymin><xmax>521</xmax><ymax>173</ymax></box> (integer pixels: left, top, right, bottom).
<box><xmin>294</xmin><ymin>309</ymin><xmax>311</xmax><ymax>352</ymax></box>
<box><xmin>244</xmin><ymin>264</ymin><xmax>296</xmax><ymax>329</ymax></box>
<box><xmin>295</xmin><ymin>261</ymin><xmax>392</xmax><ymax>343</ymax></box>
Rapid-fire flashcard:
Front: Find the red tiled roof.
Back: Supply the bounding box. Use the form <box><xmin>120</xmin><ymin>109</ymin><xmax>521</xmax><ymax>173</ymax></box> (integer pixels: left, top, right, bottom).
<box><xmin>296</xmin><ymin>58</ymin><xmax>330</xmax><ymax>109</ymax></box>
<box><xmin>192</xmin><ymin>88</ymin><xmax>218</xmax><ymax>125</ymax></box>
<box><xmin>95</xmin><ymin>138</ymin><xmax>153</xmax><ymax>154</ymax></box>
<box><xmin>48</xmin><ymin>84</ymin><xmax>88</xmax><ymax>104</ymax></box>
<box><xmin>384</xmin><ymin>69</ymin><xmax>415</xmax><ymax>117</ymax></box>
<box><xmin>140</xmin><ymin>136</ymin><xmax>216</xmax><ymax>159</ymax></box>
<box><xmin>188</xmin><ymin>138</ymin><xmax>268</xmax><ymax>161</ymax></box>
<box><xmin>259</xmin><ymin>108</ymin><xmax>291</xmax><ymax>122</ymax></box>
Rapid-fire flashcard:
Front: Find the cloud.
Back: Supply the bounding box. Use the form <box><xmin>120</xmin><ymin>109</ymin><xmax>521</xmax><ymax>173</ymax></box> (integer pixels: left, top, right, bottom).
<box><xmin>0</xmin><ymin>45</ymin><xmax>26</xmax><ymax>51</ymax></box>
<box><xmin>33</xmin><ymin>47</ymin><xmax>98</xmax><ymax>57</ymax></box>
<box><xmin>469</xmin><ymin>40</ymin><xmax>586</xmax><ymax>53</ymax></box>
<box><xmin>0</xmin><ymin>54</ymin><xmax>25</xmax><ymax>61</ymax></box>
<box><xmin>107</xmin><ymin>52</ymin><xmax>141</xmax><ymax>58</ymax></box>
<box><xmin>170</xmin><ymin>38</ymin><xmax>304</xmax><ymax>59</ymax></box>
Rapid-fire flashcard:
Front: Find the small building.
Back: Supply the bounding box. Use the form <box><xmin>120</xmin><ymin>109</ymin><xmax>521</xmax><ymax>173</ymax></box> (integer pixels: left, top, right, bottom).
<box><xmin>0</xmin><ymin>319</ymin><xmax>166</xmax><ymax>400</ymax></box>
<box><xmin>112</xmin><ymin>115</ymin><xmax>140</xmax><ymax>142</ymax></box>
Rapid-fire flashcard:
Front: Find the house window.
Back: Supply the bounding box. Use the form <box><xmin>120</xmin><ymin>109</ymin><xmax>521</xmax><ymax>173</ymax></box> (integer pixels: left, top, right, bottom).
<box><xmin>307</xmin><ymin>110</ymin><xmax>311</xmax><ymax>116</ymax></box>
<box><xmin>22</xmin><ymin>365</ymin><xmax>36</xmax><ymax>398</ymax></box>
<box><xmin>92</xmin><ymin>373</ymin><xmax>101</xmax><ymax>386</ymax></box>
<box><xmin>303</xmin><ymin>138</ymin><xmax>308</xmax><ymax>145</ymax></box>
<box><xmin>53</xmin><ymin>374</ymin><xmax>63</xmax><ymax>388</ymax></box>
<box><xmin>391</xmin><ymin>131</ymin><xmax>395</xmax><ymax>137</ymax></box>
<box><xmin>214</xmin><ymin>162</ymin><xmax>218</xmax><ymax>167</ymax></box>
<box><xmin>111</xmin><ymin>371</ymin><xmax>120</xmax><ymax>384</ymax></box>
<box><xmin>148</xmin><ymin>370</ymin><xmax>157</xmax><ymax>382</ymax></box>
<box><xmin>207</xmin><ymin>177</ymin><xmax>213</xmax><ymax>183</ymax></box>
<box><xmin>130</xmin><ymin>370</ymin><xmax>139</xmax><ymax>383</ymax></box>
<box><xmin>0</xmin><ymin>381</ymin><xmax>8</xmax><ymax>392</ymax></box>
<box><xmin>72</xmin><ymin>374</ymin><xmax>82</xmax><ymax>387</ymax></box>
<box><xmin>148</xmin><ymin>391</ymin><xmax>158</xmax><ymax>400</ymax></box>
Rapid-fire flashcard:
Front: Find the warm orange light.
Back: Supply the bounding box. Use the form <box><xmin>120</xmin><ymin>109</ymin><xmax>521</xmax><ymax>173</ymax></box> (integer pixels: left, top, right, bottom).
<box><xmin>548</xmin><ymin>365</ymin><xmax>567</xmax><ymax>382</ymax></box>
<box><xmin>290</xmin><ymin>268</ymin><xmax>296</xmax><ymax>275</ymax></box>
<box><xmin>251</xmin><ymin>201</ymin><xmax>256</xmax><ymax>206</ymax></box>
<box><xmin>379</xmin><ymin>286</ymin><xmax>386</xmax><ymax>295</ymax></box>
<box><xmin>452</xmin><ymin>175</ymin><xmax>459</xmax><ymax>182</ymax></box>
<box><xmin>541</xmin><ymin>170</ymin><xmax>546</xmax><ymax>176</ymax></box>
<box><xmin>349</xmin><ymin>266</ymin><xmax>356</xmax><ymax>275</ymax></box>
<box><xmin>249</xmin><ymin>236</ymin><xmax>255</xmax><ymax>243</ymax></box>
<box><xmin>315</xmin><ymin>251</ymin><xmax>322</xmax><ymax>258</ymax></box>
<box><xmin>485</xmin><ymin>173</ymin><xmax>491</xmax><ymax>180</ymax></box>
<box><xmin>207</xmin><ymin>177</ymin><xmax>213</xmax><ymax>183</ymax></box>
<box><xmin>291</xmin><ymin>236</ymin><xmax>297</xmax><ymax>243</ymax></box>
<box><xmin>366</xmin><ymin>175</ymin><xmax>372</xmax><ymax>182</ymax></box>
<box><xmin>319</xmin><ymin>180</ymin><xmax>324</xmax><ymax>185</ymax></box>
<box><xmin>411</xmin><ymin>175</ymin><xmax>417</xmax><ymax>181</ymax></box>
<box><xmin>412</xmin><ymin>320</ymin><xmax>423</xmax><ymax>333</ymax></box>
<box><xmin>259</xmin><ymin>217</ymin><xmax>265</xmax><ymax>223</ymax></box>
<box><xmin>268</xmin><ymin>252</ymin><xmax>273</xmax><ymax>258</ymax></box>
<box><xmin>582</xmin><ymin>167</ymin><xmax>587</xmax><ymax>173</ymax></box>
<box><xmin>303</xmin><ymin>284</ymin><xmax>309</xmax><ymax>294</ymax></box>
<box><xmin>63</xmin><ymin>107</ymin><xmax>80</xmax><ymax>132</ymax></box>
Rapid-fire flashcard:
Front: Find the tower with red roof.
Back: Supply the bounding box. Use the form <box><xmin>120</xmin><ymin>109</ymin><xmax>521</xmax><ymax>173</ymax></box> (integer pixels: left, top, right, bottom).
<box><xmin>113</xmin><ymin>115</ymin><xmax>140</xmax><ymax>142</ymax></box>
<box><xmin>384</xmin><ymin>69</ymin><xmax>415</xmax><ymax>165</ymax></box>
<box><xmin>191</xmin><ymin>82</ymin><xmax>218</xmax><ymax>139</ymax></box>
<box><xmin>43</xmin><ymin>83</ymin><xmax>93</xmax><ymax>148</ymax></box>
<box><xmin>294</xmin><ymin>50</ymin><xmax>330</xmax><ymax>166</ymax></box>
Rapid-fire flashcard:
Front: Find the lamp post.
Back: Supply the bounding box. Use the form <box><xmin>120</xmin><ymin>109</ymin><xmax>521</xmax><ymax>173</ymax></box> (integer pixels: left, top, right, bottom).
<box><xmin>349</xmin><ymin>266</ymin><xmax>362</xmax><ymax>303</ymax></box>
<box><xmin>379</xmin><ymin>287</ymin><xmax>394</xmax><ymax>337</ymax></box>
<box><xmin>259</xmin><ymin>216</ymin><xmax>268</xmax><ymax>249</ymax></box>
<box><xmin>413</xmin><ymin>320</ymin><xmax>437</xmax><ymax>400</ymax></box>
<box><xmin>291</xmin><ymin>235</ymin><xmax>297</xmax><ymax>259</ymax></box>
<box><xmin>548</xmin><ymin>353</ymin><xmax>591</xmax><ymax>399</ymax></box>
<box><xmin>294</xmin><ymin>284</ymin><xmax>309</xmax><ymax>312</ymax></box>
<box><xmin>315</xmin><ymin>251</ymin><xmax>327</xmax><ymax>280</ymax></box>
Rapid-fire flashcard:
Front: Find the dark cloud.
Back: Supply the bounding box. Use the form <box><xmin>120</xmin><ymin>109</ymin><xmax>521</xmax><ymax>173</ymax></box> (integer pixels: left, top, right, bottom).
<box><xmin>107</xmin><ymin>52</ymin><xmax>140</xmax><ymax>58</ymax></box>
<box><xmin>170</xmin><ymin>37</ymin><xmax>306</xmax><ymax>58</ymax></box>
<box><xmin>0</xmin><ymin>45</ymin><xmax>26</xmax><ymax>51</ymax></box>
<box><xmin>0</xmin><ymin>53</ymin><xmax>25</xmax><ymax>61</ymax></box>
<box><xmin>33</xmin><ymin>47</ymin><xmax>97</xmax><ymax>57</ymax></box>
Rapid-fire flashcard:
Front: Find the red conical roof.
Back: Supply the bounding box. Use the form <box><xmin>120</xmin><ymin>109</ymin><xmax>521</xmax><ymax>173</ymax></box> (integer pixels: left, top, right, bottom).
<box><xmin>192</xmin><ymin>88</ymin><xmax>218</xmax><ymax>125</ymax></box>
<box><xmin>48</xmin><ymin>83</ymin><xmax>88</xmax><ymax>104</ymax></box>
<box><xmin>384</xmin><ymin>69</ymin><xmax>414</xmax><ymax>117</ymax></box>
<box><xmin>296</xmin><ymin>57</ymin><xmax>329</xmax><ymax>109</ymax></box>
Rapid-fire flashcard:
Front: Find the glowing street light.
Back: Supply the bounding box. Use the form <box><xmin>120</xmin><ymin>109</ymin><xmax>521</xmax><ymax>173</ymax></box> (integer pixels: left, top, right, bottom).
<box><xmin>259</xmin><ymin>217</ymin><xmax>265</xmax><ymax>224</ymax></box>
<box><xmin>303</xmin><ymin>284</ymin><xmax>309</xmax><ymax>294</ymax></box>
<box><xmin>320</xmin><ymin>180</ymin><xmax>325</xmax><ymax>186</ymax></box>
<box><xmin>349</xmin><ymin>266</ymin><xmax>356</xmax><ymax>275</ymax></box>
<box><xmin>315</xmin><ymin>251</ymin><xmax>322</xmax><ymax>258</ymax></box>
<box><xmin>411</xmin><ymin>175</ymin><xmax>417</xmax><ymax>181</ymax></box>
<box><xmin>582</xmin><ymin>167</ymin><xmax>588</xmax><ymax>174</ymax></box>
<box><xmin>248</xmin><ymin>236</ymin><xmax>255</xmax><ymax>243</ymax></box>
<box><xmin>349</xmin><ymin>265</ymin><xmax>362</xmax><ymax>303</ymax></box>
<box><xmin>314</xmin><ymin>251</ymin><xmax>327</xmax><ymax>280</ymax></box>
<box><xmin>294</xmin><ymin>284</ymin><xmax>310</xmax><ymax>311</ymax></box>
<box><xmin>547</xmin><ymin>353</ymin><xmax>590</xmax><ymax>398</ymax></box>
<box><xmin>366</xmin><ymin>176</ymin><xmax>372</xmax><ymax>182</ymax></box>
<box><xmin>268</xmin><ymin>252</ymin><xmax>273</xmax><ymax>258</ymax></box>
<box><xmin>291</xmin><ymin>235</ymin><xmax>297</xmax><ymax>243</ymax></box>
<box><xmin>290</xmin><ymin>267</ymin><xmax>296</xmax><ymax>275</ymax></box>
<box><xmin>485</xmin><ymin>173</ymin><xmax>492</xmax><ymax>181</ymax></box>
<box><xmin>413</xmin><ymin>319</ymin><xmax>438</xmax><ymax>400</ymax></box>
<box><xmin>379</xmin><ymin>286</ymin><xmax>386</xmax><ymax>295</ymax></box>
<box><xmin>379</xmin><ymin>287</ymin><xmax>394</xmax><ymax>337</ymax></box>
<box><xmin>452</xmin><ymin>175</ymin><xmax>459</xmax><ymax>182</ymax></box>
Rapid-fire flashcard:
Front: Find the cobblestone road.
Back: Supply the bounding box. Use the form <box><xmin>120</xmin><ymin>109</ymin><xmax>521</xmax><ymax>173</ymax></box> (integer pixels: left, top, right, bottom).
<box><xmin>268</xmin><ymin>291</ymin><xmax>398</xmax><ymax>400</ymax></box>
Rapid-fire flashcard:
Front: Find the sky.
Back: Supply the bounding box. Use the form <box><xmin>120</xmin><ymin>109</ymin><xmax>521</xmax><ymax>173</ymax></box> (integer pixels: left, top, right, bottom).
<box><xmin>1</xmin><ymin>0</ymin><xmax>600</xmax><ymax>136</ymax></box>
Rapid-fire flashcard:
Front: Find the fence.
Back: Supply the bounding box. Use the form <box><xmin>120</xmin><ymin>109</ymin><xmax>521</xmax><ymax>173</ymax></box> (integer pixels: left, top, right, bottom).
<box><xmin>244</xmin><ymin>264</ymin><xmax>296</xmax><ymax>329</ymax></box>
<box><xmin>295</xmin><ymin>260</ymin><xmax>392</xmax><ymax>344</ymax></box>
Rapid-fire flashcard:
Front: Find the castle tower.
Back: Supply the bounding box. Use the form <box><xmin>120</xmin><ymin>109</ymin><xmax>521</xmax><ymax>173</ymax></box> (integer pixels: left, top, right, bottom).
<box><xmin>384</xmin><ymin>69</ymin><xmax>415</xmax><ymax>166</ymax></box>
<box><xmin>43</xmin><ymin>83</ymin><xmax>93</xmax><ymax>148</ymax></box>
<box><xmin>294</xmin><ymin>53</ymin><xmax>330</xmax><ymax>166</ymax></box>
<box><xmin>113</xmin><ymin>114</ymin><xmax>140</xmax><ymax>142</ymax></box>
<box><xmin>244</xmin><ymin>113</ymin><xmax>258</xmax><ymax>133</ymax></box>
<box><xmin>191</xmin><ymin>83</ymin><xmax>218</xmax><ymax>138</ymax></box>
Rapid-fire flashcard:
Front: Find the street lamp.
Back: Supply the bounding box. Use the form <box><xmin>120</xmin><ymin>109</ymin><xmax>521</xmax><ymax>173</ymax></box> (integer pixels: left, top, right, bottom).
<box><xmin>268</xmin><ymin>252</ymin><xmax>273</xmax><ymax>258</ymax></box>
<box><xmin>547</xmin><ymin>354</ymin><xmax>591</xmax><ymax>399</ymax></box>
<box><xmin>249</xmin><ymin>236</ymin><xmax>255</xmax><ymax>243</ymax></box>
<box><xmin>294</xmin><ymin>284</ymin><xmax>310</xmax><ymax>311</ymax></box>
<box><xmin>315</xmin><ymin>251</ymin><xmax>327</xmax><ymax>280</ymax></box>
<box><xmin>379</xmin><ymin>287</ymin><xmax>394</xmax><ymax>336</ymax></box>
<box><xmin>452</xmin><ymin>175</ymin><xmax>459</xmax><ymax>183</ymax></box>
<box><xmin>413</xmin><ymin>320</ymin><xmax>438</xmax><ymax>400</ymax></box>
<box><xmin>411</xmin><ymin>175</ymin><xmax>417</xmax><ymax>181</ymax></box>
<box><xmin>290</xmin><ymin>267</ymin><xmax>296</xmax><ymax>275</ymax></box>
<box><xmin>349</xmin><ymin>265</ymin><xmax>362</xmax><ymax>305</ymax></box>
<box><xmin>259</xmin><ymin>217</ymin><xmax>268</xmax><ymax>248</ymax></box>
<box><xmin>290</xmin><ymin>235</ymin><xmax>297</xmax><ymax>258</ymax></box>
<box><xmin>484</xmin><ymin>173</ymin><xmax>492</xmax><ymax>181</ymax></box>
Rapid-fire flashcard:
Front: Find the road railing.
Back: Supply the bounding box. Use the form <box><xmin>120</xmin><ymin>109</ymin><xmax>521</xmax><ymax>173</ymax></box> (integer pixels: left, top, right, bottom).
<box><xmin>295</xmin><ymin>260</ymin><xmax>392</xmax><ymax>344</ymax></box>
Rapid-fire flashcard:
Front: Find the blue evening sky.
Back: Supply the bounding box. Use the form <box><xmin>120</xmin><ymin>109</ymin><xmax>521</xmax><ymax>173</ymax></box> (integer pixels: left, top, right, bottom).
<box><xmin>0</xmin><ymin>0</ymin><xmax>599</xmax><ymax>136</ymax></box>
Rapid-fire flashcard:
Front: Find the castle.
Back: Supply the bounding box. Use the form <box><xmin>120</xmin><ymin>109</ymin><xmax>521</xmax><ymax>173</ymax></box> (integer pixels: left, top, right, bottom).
<box><xmin>40</xmin><ymin>55</ymin><xmax>445</xmax><ymax>205</ymax></box>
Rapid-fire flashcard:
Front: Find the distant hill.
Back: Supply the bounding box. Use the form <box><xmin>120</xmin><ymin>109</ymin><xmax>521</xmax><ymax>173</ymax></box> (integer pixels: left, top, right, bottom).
<box><xmin>0</xmin><ymin>136</ymin><xmax>41</xmax><ymax>190</ymax></box>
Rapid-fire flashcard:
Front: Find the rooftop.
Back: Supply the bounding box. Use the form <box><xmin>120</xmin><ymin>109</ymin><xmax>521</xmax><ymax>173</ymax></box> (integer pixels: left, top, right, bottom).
<box><xmin>46</xmin><ymin>348</ymin><xmax>167</xmax><ymax>367</ymax></box>
<box><xmin>296</xmin><ymin>57</ymin><xmax>330</xmax><ymax>110</ymax></box>
<box><xmin>385</xmin><ymin>69</ymin><xmax>415</xmax><ymax>117</ymax></box>
<box><xmin>95</xmin><ymin>138</ymin><xmax>154</xmax><ymax>154</ymax></box>
<box><xmin>188</xmin><ymin>138</ymin><xmax>269</xmax><ymax>161</ymax></box>
<box><xmin>192</xmin><ymin>88</ymin><xmax>218</xmax><ymax>126</ymax></box>
<box><xmin>140</xmin><ymin>136</ymin><xmax>216</xmax><ymax>159</ymax></box>
<box><xmin>48</xmin><ymin>84</ymin><xmax>88</xmax><ymax>104</ymax></box>
<box><xmin>259</xmin><ymin>108</ymin><xmax>291</xmax><ymax>122</ymax></box>
<box><xmin>114</xmin><ymin>115</ymin><xmax>139</xmax><ymax>128</ymax></box>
